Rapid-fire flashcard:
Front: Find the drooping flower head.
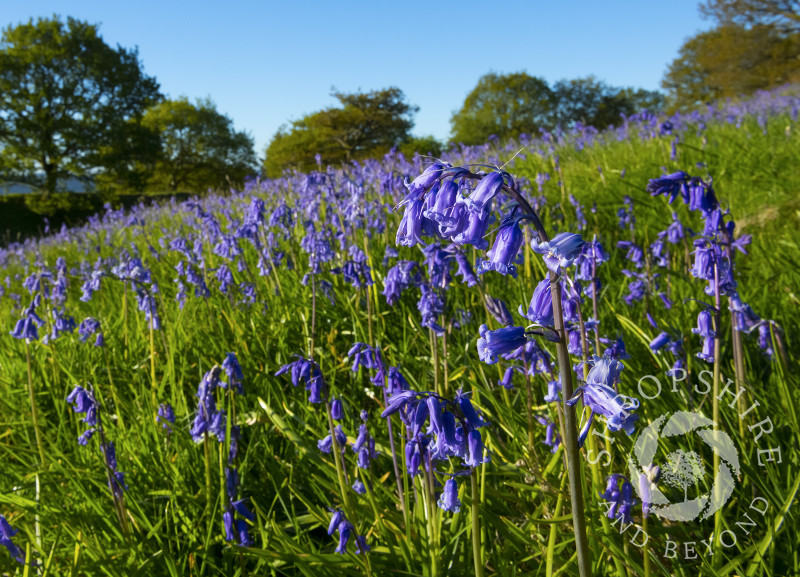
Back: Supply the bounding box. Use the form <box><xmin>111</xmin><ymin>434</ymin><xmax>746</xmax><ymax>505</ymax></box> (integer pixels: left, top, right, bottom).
<box><xmin>478</xmin><ymin>218</ymin><xmax>523</xmax><ymax>277</ymax></box>
<box><xmin>275</xmin><ymin>355</ymin><xmax>327</xmax><ymax>403</ymax></box>
<box><xmin>477</xmin><ymin>324</ymin><xmax>527</xmax><ymax>365</ymax></box>
<box><xmin>438</xmin><ymin>478</ymin><xmax>461</xmax><ymax>513</ymax></box>
<box><xmin>531</xmin><ymin>232</ymin><xmax>586</xmax><ymax>272</ymax></box>
<box><xmin>567</xmin><ymin>357</ymin><xmax>639</xmax><ymax>444</ymax></box>
<box><xmin>518</xmin><ymin>274</ymin><xmax>554</xmax><ymax>327</ymax></box>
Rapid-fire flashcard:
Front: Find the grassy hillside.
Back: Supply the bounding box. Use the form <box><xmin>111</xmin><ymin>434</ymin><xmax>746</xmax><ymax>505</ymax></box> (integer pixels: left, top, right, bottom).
<box><xmin>0</xmin><ymin>89</ymin><xmax>797</xmax><ymax>577</ymax></box>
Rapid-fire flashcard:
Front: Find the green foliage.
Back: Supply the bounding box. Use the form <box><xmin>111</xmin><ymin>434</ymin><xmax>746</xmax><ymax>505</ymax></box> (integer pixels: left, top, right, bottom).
<box><xmin>264</xmin><ymin>87</ymin><xmax>417</xmax><ymax>177</ymax></box>
<box><xmin>136</xmin><ymin>97</ymin><xmax>256</xmax><ymax>193</ymax></box>
<box><xmin>0</xmin><ymin>16</ymin><xmax>162</xmax><ymax>197</ymax></box>
<box><xmin>398</xmin><ymin>135</ymin><xmax>443</xmax><ymax>159</ymax></box>
<box><xmin>664</xmin><ymin>1</ymin><xmax>800</xmax><ymax>110</ymax></box>
<box><xmin>551</xmin><ymin>77</ymin><xmax>665</xmax><ymax>128</ymax></box>
<box><xmin>450</xmin><ymin>72</ymin><xmax>553</xmax><ymax>145</ymax></box>
<box><xmin>663</xmin><ymin>23</ymin><xmax>800</xmax><ymax>110</ymax></box>
<box><xmin>700</xmin><ymin>0</ymin><xmax>800</xmax><ymax>33</ymax></box>
<box><xmin>0</xmin><ymin>113</ymin><xmax>798</xmax><ymax>575</ymax></box>
<box><xmin>450</xmin><ymin>72</ymin><xmax>664</xmax><ymax>145</ymax></box>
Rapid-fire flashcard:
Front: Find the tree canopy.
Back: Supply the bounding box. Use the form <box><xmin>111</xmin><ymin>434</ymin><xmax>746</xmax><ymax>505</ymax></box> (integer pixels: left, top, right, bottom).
<box><xmin>138</xmin><ymin>97</ymin><xmax>256</xmax><ymax>192</ymax></box>
<box><xmin>450</xmin><ymin>72</ymin><xmax>664</xmax><ymax>145</ymax></box>
<box><xmin>700</xmin><ymin>0</ymin><xmax>800</xmax><ymax>33</ymax></box>
<box><xmin>450</xmin><ymin>72</ymin><xmax>553</xmax><ymax>146</ymax></box>
<box><xmin>0</xmin><ymin>16</ymin><xmax>162</xmax><ymax>196</ymax></box>
<box><xmin>551</xmin><ymin>77</ymin><xmax>665</xmax><ymax>129</ymax></box>
<box><xmin>663</xmin><ymin>0</ymin><xmax>800</xmax><ymax>109</ymax></box>
<box><xmin>264</xmin><ymin>87</ymin><xmax>417</xmax><ymax>177</ymax></box>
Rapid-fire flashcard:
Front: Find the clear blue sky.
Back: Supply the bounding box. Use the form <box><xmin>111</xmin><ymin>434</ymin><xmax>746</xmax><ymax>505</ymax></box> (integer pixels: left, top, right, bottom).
<box><xmin>2</xmin><ymin>1</ymin><xmax>711</xmax><ymax>156</ymax></box>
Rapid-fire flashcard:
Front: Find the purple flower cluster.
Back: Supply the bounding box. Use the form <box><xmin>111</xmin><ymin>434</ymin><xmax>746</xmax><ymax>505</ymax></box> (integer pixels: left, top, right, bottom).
<box><xmin>567</xmin><ymin>357</ymin><xmax>639</xmax><ymax>446</ymax></box>
<box><xmin>190</xmin><ymin>367</ymin><xmax>227</xmax><ymax>442</ymax></box>
<box><xmin>381</xmin><ymin>388</ymin><xmax>490</xmax><ymax>507</ymax></box>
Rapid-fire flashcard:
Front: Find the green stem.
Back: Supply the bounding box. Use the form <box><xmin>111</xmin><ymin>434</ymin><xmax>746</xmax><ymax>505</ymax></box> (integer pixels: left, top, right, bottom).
<box><xmin>26</xmin><ymin>342</ymin><xmax>46</xmax><ymax>468</ymax></box>
<box><xmin>643</xmin><ymin>515</ymin><xmax>650</xmax><ymax>577</ymax></box>
<box><xmin>149</xmin><ymin>319</ymin><xmax>157</xmax><ymax>406</ymax></box>
<box><xmin>550</xmin><ymin>278</ymin><xmax>593</xmax><ymax>577</ymax></box>
<box><xmin>471</xmin><ymin>469</ymin><xmax>484</xmax><ymax>577</ymax></box>
<box><xmin>546</xmin><ymin>472</ymin><xmax>568</xmax><ymax>577</ymax></box>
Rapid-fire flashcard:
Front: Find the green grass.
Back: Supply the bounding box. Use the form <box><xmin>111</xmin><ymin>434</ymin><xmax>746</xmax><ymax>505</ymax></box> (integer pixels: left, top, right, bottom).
<box><xmin>0</xmin><ymin>112</ymin><xmax>797</xmax><ymax>576</ymax></box>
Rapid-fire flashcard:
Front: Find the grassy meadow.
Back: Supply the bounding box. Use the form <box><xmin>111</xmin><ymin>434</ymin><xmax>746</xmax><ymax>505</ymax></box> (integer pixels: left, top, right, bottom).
<box><xmin>0</xmin><ymin>90</ymin><xmax>798</xmax><ymax>577</ymax></box>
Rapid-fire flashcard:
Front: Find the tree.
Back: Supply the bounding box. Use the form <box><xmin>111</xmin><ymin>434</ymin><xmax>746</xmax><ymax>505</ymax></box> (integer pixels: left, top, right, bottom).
<box><xmin>399</xmin><ymin>135</ymin><xmax>443</xmax><ymax>159</ymax></box>
<box><xmin>449</xmin><ymin>72</ymin><xmax>554</xmax><ymax>145</ymax></box>
<box><xmin>701</xmin><ymin>0</ymin><xmax>800</xmax><ymax>33</ymax></box>
<box><xmin>264</xmin><ymin>87</ymin><xmax>417</xmax><ymax>177</ymax></box>
<box><xmin>662</xmin><ymin>23</ymin><xmax>800</xmax><ymax>110</ymax></box>
<box><xmin>551</xmin><ymin>77</ymin><xmax>664</xmax><ymax>129</ymax></box>
<box><xmin>137</xmin><ymin>98</ymin><xmax>256</xmax><ymax>192</ymax></box>
<box><xmin>0</xmin><ymin>16</ymin><xmax>162</xmax><ymax>197</ymax></box>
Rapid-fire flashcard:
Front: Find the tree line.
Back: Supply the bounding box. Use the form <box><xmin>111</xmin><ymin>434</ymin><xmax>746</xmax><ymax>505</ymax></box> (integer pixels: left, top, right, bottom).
<box><xmin>2</xmin><ymin>2</ymin><xmax>798</xmax><ymax>195</ymax></box>
<box><xmin>0</xmin><ymin>17</ymin><xmax>256</xmax><ymax>199</ymax></box>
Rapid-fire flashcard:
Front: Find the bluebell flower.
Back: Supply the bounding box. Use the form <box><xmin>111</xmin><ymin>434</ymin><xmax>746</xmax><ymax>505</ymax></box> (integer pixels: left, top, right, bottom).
<box><xmin>531</xmin><ymin>232</ymin><xmax>585</xmax><ymax>272</ymax></box>
<box><xmin>403</xmin><ymin>162</ymin><xmax>447</xmax><ymax>198</ymax></box>
<box><xmin>275</xmin><ymin>356</ymin><xmax>327</xmax><ymax>404</ymax></box>
<box><xmin>10</xmin><ymin>299</ymin><xmax>44</xmax><ymax>341</ymax></box>
<box><xmin>352</xmin><ymin>479</ymin><xmax>367</xmax><ymax>494</ymax></box>
<box><xmin>386</xmin><ymin>366</ymin><xmax>409</xmax><ymax>396</ymax></box>
<box><xmin>451</xmin><ymin>205</ymin><xmax>493</xmax><ymax>250</ymax></box>
<box><xmin>221</xmin><ymin>352</ymin><xmax>244</xmax><ymax>394</ymax></box>
<box><xmin>231</xmin><ymin>499</ymin><xmax>256</xmax><ymax>522</ymax></box>
<box><xmin>453</xmin><ymin>253</ymin><xmax>479</xmax><ymax>287</ymax></box>
<box><xmin>477</xmin><ymin>324</ymin><xmax>527</xmax><ymax>365</ymax></box>
<box><xmin>544</xmin><ymin>379</ymin><xmax>561</xmax><ymax>403</ymax></box>
<box><xmin>381</xmin><ymin>390</ymin><xmax>418</xmax><ymax>417</ymax></box>
<box><xmin>101</xmin><ymin>441</ymin><xmax>128</xmax><ymax>498</ymax></box>
<box><xmin>0</xmin><ymin>515</ymin><xmax>24</xmax><ymax>564</ymax></box>
<box><xmin>498</xmin><ymin>366</ymin><xmax>516</xmax><ymax>389</ymax></box>
<box><xmin>535</xmin><ymin>416</ymin><xmax>561</xmax><ymax>452</ymax></box>
<box><xmin>382</xmin><ymin>260</ymin><xmax>421</xmax><ymax>306</ymax></box>
<box><xmin>456</xmin><ymin>389</ymin><xmax>488</xmax><ymax>429</ymax></box>
<box><xmin>438</xmin><ymin>478</ymin><xmax>461</xmax><ymax>513</ymax></box>
<box><xmin>666</xmin><ymin>213</ymin><xmax>685</xmax><ymax>244</ymax></box>
<box><xmin>331</xmin><ymin>398</ymin><xmax>343</xmax><ymax>420</ymax></box>
<box><xmin>567</xmin><ymin>357</ymin><xmax>639</xmax><ymax>440</ymax></box>
<box><xmin>649</xmin><ymin>332</ymin><xmax>672</xmax><ymax>352</ymax></box>
<box><xmin>518</xmin><ymin>275</ymin><xmax>554</xmax><ymax>327</ymax></box>
<box><xmin>396</xmin><ymin>200</ymin><xmax>428</xmax><ymax>247</ymax></box>
<box><xmin>484</xmin><ymin>296</ymin><xmax>514</xmax><ymax>327</ymax></box>
<box><xmin>157</xmin><ymin>403</ymin><xmax>176</xmax><ymax>432</ymax></box>
<box><xmin>236</xmin><ymin>520</ymin><xmax>252</xmax><ymax>546</ymax></box>
<box><xmin>463</xmin><ymin>430</ymin><xmax>490</xmax><ymax>468</ymax></box>
<box><xmin>191</xmin><ymin>367</ymin><xmax>226</xmax><ymax>442</ymax></box>
<box><xmin>602</xmin><ymin>336</ymin><xmax>632</xmax><ymax>360</ymax></box>
<box><xmin>692</xmin><ymin>310</ymin><xmax>716</xmax><ymax>362</ymax></box>
<box><xmin>617</xmin><ymin>241</ymin><xmax>644</xmax><ymax>269</ymax></box>
<box><xmin>417</xmin><ymin>284</ymin><xmax>446</xmax><ymax>336</ymax></box>
<box><xmin>223</xmin><ymin>510</ymin><xmax>235</xmax><ymax>542</ymax></box>
<box><xmin>67</xmin><ymin>385</ymin><xmax>98</xmax><ymax>427</ymax></box>
<box><xmin>729</xmin><ymin>293</ymin><xmax>760</xmax><ymax>333</ymax></box>
<box><xmin>318</xmin><ymin>425</ymin><xmax>347</xmax><ymax>454</ymax></box>
<box><xmin>478</xmin><ymin>219</ymin><xmax>523</xmax><ymax>277</ymax></box>
<box><xmin>757</xmin><ymin>323</ymin><xmax>774</xmax><ymax>357</ymax></box>
<box><xmin>567</xmin><ymin>328</ymin><xmax>582</xmax><ymax>356</ymax></box>
<box><xmin>646</xmin><ymin>171</ymin><xmax>689</xmax><ymax>204</ymax></box>
<box><xmin>328</xmin><ymin>510</ymin><xmax>345</xmax><ymax>535</ymax></box>
<box><xmin>602</xmin><ymin>475</ymin><xmax>637</xmax><ymax>524</ymax></box>
<box><xmin>464</xmin><ymin>172</ymin><xmax>504</xmax><ymax>215</ymax></box>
